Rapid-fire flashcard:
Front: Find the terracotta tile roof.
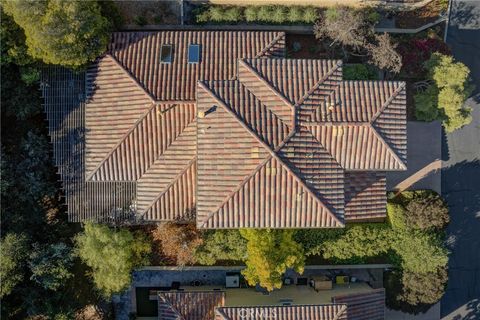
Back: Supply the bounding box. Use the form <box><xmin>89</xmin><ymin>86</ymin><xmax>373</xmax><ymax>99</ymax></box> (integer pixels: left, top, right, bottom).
<box><xmin>344</xmin><ymin>172</ymin><xmax>387</xmax><ymax>222</ymax></box>
<box><xmin>109</xmin><ymin>31</ymin><xmax>286</xmax><ymax>101</ymax></box>
<box><xmin>158</xmin><ymin>291</ymin><xmax>225</xmax><ymax>320</ymax></box>
<box><xmin>42</xmin><ymin>31</ymin><xmax>406</xmax><ymax>225</ymax></box>
<box><xmin>332</xmin><ymin>289</ymin><xmax>386</xmax><ymax>320</ymax></box>
<box><xmin>215</xmin><ymin>305</ymin><xmax>348</xmax><ymax>320</ymax></box>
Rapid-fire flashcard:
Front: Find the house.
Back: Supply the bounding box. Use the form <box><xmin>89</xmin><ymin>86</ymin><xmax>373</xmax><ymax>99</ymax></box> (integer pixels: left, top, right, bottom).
<box><xmin>41</xmin><ymin>31</ymin><xmax>406</xmax><ymax>228</ymax></box>
<box><xmin>156</xmin><ymin>288</ymin><xmax>386</xmax><ymax>320</ymax></box>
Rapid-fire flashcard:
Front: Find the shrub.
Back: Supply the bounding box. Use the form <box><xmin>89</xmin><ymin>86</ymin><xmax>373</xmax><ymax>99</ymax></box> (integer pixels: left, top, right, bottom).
<box><xmin>257</xmin><ymin>6</ymin><xmax>272</xmax><ymax>23</ymax></box>
<box><xmin>224</xmin><ymin>7</ymin><xmax>242</xmax><ymax>23</ymax></box>
<box><xmin>287</xmin><ymin>6</ymin><xmax>303</xmax><ymax>23</ymax></box>
<box><xmin>294</xmin><ymin>228</ymin><xmax>344</xmax><ymax>256</ymax></box>
<box><xmin>209</xmin><ymin>6</ymin><xmax>227</xmax><ymax>22</ymax></box>
<box><xmin>194</xmin><ymin>230</ymin><xmax>246</xmax><ymax>265</ymax></box>
<box><xmin>387</xmin><ymin>202</ymin><xmax>407</xmax><ymax>230</ymax></box>
<box><xmin>343</xmin><ymin>64</ymin><xmax>378</xmax><ymax>80</ymax></box>
<box><xmin>244</xmin><ymin>6</ymin><xmax>258</xmax><ymax>22</ymax></box>
<box><xmin>302</xmin><ymin>7</ymin><xmax>319</xmax><ymax>23</ymax></box>
<box><xmin>415</xmin><ymin>85</ymin><xmax>441</xmax><ymax>121</ymax></box>
<box><xmin>271</xmin><ymin>6</ymin><xmax>286</xmax><ymax>24</ymax></box>
<box><xmin>152</xmin><ymin>222</ymin><xmax>203</xmax><ymax>266</ymax></box>
<box><xmin>321</xmin><ymin>224</ymin><xmax>394</xmax><ymax>263</ymax></box>
<box><xmin>240</xmin><ymin>229</ymin><xmax>305</xmax><ymax>291</ymax></box>
<box><xmin>20</xmin><ymin>66</ymin><xmax>40</xmax><ymax>85</ymax></box>
<box><xmin>75</xmin><ymin>222</ymin><xmax>151</xmax><ymax>297</ymax></box>
<box><xmin>134</xmin><ymin>15</ymin><xmax>147</xmax><ymax>26</ymax></box>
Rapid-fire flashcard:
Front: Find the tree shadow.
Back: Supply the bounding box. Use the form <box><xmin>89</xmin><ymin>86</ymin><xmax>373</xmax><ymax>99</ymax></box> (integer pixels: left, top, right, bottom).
<box><xmin>441</xmin><ymin>160</ymin><xmax>480</xmax><ymax>318</ymax></box>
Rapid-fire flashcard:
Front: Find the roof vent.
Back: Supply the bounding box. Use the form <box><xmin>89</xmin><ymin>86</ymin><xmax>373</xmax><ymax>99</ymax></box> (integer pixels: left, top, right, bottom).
<box><xmin>266</xmin><ymin>168</ymin><xmax>277</xmax><ymax>176</ymax></box>
<box><xmin>332</xmin><ymin>126</ymin><xmax>344</xmax><ymax>137</ymax></box>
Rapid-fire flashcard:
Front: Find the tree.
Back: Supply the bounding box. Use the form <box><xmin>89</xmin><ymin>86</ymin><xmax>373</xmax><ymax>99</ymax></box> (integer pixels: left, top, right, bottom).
<box><xmin>400</xmin><ymin>268</ymin><xmax>448</xmax><ymax>306</ymax></box>
<box><xmin>397</xmin><ymin>38</ymin><xmax>450</xmax><ymax>78</ymax></box>
<box><xmin>28</xmin><ymin>242</ymin><xmax>74</xmax><ymax>291</ymax></box>
<box><xmin>194</xmin><ymin>230</ymin><xmax>246</xmax><ymax>265</ymax></box>
<box><xmin>0</xmin><ymin>233</ymin><xmax>29</xmax><ymax>298</ymax></box>
<box><xmin>387</xmin><ymin>202</ymin><xmax>407</xmax><ymax>230</ymax></box>
<box><xmin>415</xmin><ymin>53</ymin><xmax>474</xmax><ymax>132</ymax></box>
<box><xmin>367</xmin><ymin>33</ymin><xmax>402</xmax><ymax>74</ymax></box>
<box><xmin>414</xmin><ymin>85</ymin><xmax>440</xmax><ymax>122</ymax></box>
<box><xmin>75</xmin><ymin>222</ymin><xmax>151</xmax><ymax>297</ymax></box>
<box><xmin>405</xmin><ymin>193</ymin><xmax>449</xmax><ymax>230</ymax></box>
<box><xmin>314</xmin><ymin>6</ymin><xmax>373</xmax><ymax>50</ymax></box>
<box><xmin>152</xmin><ymin>222</ymin><xmax>203</xmax><ymax>266</ymax></box>
<box><xmin>2</xmin><ymin>0</ymin><xmax>109</xmax><ymax>68</ymax></box>
<box><xmin>240</xmin><ymin>229</ymin><xmax>305</xmax><ymax>291</ymax></box>
<box><xmin>392</xmin><ymin>230</ymin><xmax>448</xmax><ymax>274</ymax></box>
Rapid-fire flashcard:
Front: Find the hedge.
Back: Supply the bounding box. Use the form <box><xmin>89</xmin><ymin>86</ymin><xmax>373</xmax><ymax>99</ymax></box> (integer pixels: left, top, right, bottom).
<box><xmin>195</xmin><ymin>5</ymin><xmax>319</xmax><ymax>25</ymax></box>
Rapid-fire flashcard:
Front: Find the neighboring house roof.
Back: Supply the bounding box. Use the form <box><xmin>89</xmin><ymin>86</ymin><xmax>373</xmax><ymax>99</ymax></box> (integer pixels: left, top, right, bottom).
<box><xmin>332</xmin><ymin>289</ymin><xmax>386</xmax><ymax>320</ymax></box>
<box><xmin>158</xmin><ymin>291</ymin><xmax>225</xmax><ymax>320</ymax></box>
<box><xmin>41</xmin><ymin>31</ymin><xmax>407</xmax><ymax>225</ymax></box>
<box><xmin>154</xmin><ymin>289</ymin><xmax>386</xmax><ymax>320</ymax></box>
<box><xmin>215</xmin><ymin>305</ymin><xmax>348</xmax><ymax>320</ymax></box>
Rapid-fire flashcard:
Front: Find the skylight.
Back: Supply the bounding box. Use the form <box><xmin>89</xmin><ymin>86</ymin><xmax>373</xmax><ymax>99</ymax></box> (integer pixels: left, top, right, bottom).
<box><xmin>160</xmin><ymin>45</ymin><xmax>173</xmax><ymax>63</ymax></box>
<box><xmin>188</xmin><ymin>44</ymin><xmax>200</xmax><ymax>63</ymax></box>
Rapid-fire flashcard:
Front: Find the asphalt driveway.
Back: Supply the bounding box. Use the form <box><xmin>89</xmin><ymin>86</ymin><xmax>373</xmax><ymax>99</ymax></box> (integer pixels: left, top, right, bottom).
<box><xmin>441</xmin><ymin>0</ymin><xmax>480</xmax><ymax>318</ymax></box>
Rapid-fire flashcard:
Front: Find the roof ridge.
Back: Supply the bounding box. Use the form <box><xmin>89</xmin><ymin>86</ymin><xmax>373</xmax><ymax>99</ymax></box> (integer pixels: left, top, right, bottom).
<box><xmin>200</xmin><ymin>155</ymin><xmax>344</xmax><ymax>228</ymax></box>
<box><xmin>294</xmin><ymin>61</ymin><xmax>343</xmax><ymax>108</ymax></box>
<box><xmin>238</xmin><ymin>59</ymin><xmax>294</xmax><ymax>109</ymax></box>
<box><xmin>215</xmin><ymin>308</ymin><xmax>230</xmax><ymax>320</ymax></box>
<box><xmin>370</xmin><ymin>81</ymin><xmax>406</xmax><ymax>124</ymax></box>
<box><xmin>198</xmin><ymin>83</ymin><xmax>343</xmax><ymax>228</ymax></box>
<box><xmin>198</xmin><ymin>155</ymin><xmax>273</xmax><ymax>228</ymax></box>
<box><xmin>139</xmin><ymin>157</ymin><xmax>197</xmax><ymax>221</ymax></box>
<box><xmin>254</xmin><ymin>32</ymin><xmax>285</xmax><ymax>58</ymax></box>
<box><xmin>85</xmin><ymin>102</ymin><xmax>156</xmax><ymax>181</ymax></box>
<box><xmin>368</xmin><ymin>123</ymin><xmax>407</xmax><ymax>170</ymax></box>
<box><xmin>105</xmin><ymin>54</ymin><xmax>156</xmax><ymax>102</ymax></box>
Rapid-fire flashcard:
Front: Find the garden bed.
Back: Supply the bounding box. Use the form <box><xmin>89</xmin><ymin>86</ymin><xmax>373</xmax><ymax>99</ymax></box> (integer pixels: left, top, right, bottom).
<box><xmin>113</xmin><ymin>0</ymin><xmax>180</xmax><ymax>26</ymax></box>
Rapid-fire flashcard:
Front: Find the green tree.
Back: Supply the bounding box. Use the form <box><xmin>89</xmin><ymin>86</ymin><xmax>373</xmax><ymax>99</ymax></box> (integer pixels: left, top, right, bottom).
<box><xmin>0</xmin><ymin>233</ymin><xmax>29</xmax><ymax>298</ymax></box>
<box><xmin>194</xmin><ymin>230</ymin><xmax>246</xmax><ymax>265</ymax></box>
<box><xmin>400</xmin><ymin>268</ymin><xmax>448</xmax><ymax>306</ymax></box>
<box><xmin>415</xmin><ymin>53</ymin><xmax>474</xmax><ymax>132</ymax></box>
<box><xmin>2</xmin><ymin>0</ymin><xmax>109</xmax><ymax>68</ymax></box>
<box><xmin>240</xmin><ymin>229</ymin><xmax>305</xmax><ymax>291</ymax></box>
<box><xmin>75</xmin><ymin>222</ymin><xmax>151</xmax><ymax>297</ymax></box>
<box><xmin>392</xmin><ymin>230</ymin><xmax>448</xmax><ymax>273</ymax></box>
<box><xmin>405</xmin><ymin>193</ymin><xmax>449</xmax><ymax>230</ymax></box>
<box><xmin>28</xmin><ymin>242</ymin><xmax>74</xmax><ymax>291</ymax></box>
<box><xmin>387</xmin><ymin>202</ymin><xmax>407</xmax><ymax>230</ymax></box>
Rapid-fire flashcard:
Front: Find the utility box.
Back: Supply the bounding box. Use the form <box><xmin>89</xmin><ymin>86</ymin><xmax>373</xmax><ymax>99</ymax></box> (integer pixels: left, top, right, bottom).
<box><xmin>226</xmin><ymin>273</ymin><xmax>240</xmax><ymax>288</ymax></box>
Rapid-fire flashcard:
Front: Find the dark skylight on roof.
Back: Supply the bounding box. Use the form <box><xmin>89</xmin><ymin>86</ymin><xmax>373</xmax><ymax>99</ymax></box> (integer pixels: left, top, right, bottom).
<box><xmin>188</xmin><ymin>44</ymin><xmax>200</xmax><ymax>63</ymax></box>
<box><xmin>160</xmin><ymin>45</ymin><xmax>173</xmax><ymax>63</ymax></box>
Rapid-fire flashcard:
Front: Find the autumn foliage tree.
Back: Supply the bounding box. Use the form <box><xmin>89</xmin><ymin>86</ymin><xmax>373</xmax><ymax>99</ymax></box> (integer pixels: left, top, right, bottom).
<box><xmin>240</xmin><ymin>229</ymin><xmax>305</xmax><ymax>291</ymax></box>
<box><xmin>152</xmin><ymin>222</ymin><xmax>203</xmax><ymax>266</ymax></box>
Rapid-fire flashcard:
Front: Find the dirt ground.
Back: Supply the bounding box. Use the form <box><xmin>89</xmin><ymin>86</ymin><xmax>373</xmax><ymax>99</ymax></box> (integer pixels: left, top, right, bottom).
<box><xmin>396</xmin><ymin>0</ymin><xmax>447</xmax><ymax>28</ymax></box>
<box><xmin>114</xmin><ymin>0</ymin><xmax>181</xmax><ymax>25</ymax></box>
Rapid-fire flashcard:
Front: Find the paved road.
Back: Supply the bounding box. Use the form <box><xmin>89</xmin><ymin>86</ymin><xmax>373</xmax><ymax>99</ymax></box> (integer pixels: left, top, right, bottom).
<box><xmin>441</xmin><ymin>0</ymin><xmax>480</xmax><ymax>319</ymax></box>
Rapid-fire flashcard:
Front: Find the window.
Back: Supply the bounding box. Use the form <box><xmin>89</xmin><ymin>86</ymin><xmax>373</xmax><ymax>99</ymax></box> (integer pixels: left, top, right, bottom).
<box><xmin>188</xmin><ymin>44</ymin><xmax>200</xmax><ymax>63</ymax></box>
<box><xmin>160</xmin><ymin>45</ymin><xmax>173</xmax><ymax>63</ymax></box>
